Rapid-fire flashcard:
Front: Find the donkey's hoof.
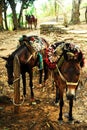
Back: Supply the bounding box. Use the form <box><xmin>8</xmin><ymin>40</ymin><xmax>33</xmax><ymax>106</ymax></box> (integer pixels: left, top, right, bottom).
<box><xmin>58</xmin><ymin>120</ymin><xmax>63</xmax><ymax>125</ymax></box>
<box><xmin>68</xmin><ymin>117</ymin><xmax>74</xmax><ymax>124</ymax></box>
<box><xmin>69</xmin><ymin>117</ymin><xmax>74</xmax><ymax>121</ymax></box>
<box><xmin>58</xmin><ymin>118</ymin><xmax>63</xmax><ymax>124</ymax></box>
<box><xmin>55</xmin><ymin>102</ymin><xmax>59</xmax><ymax>106</ymax></box>
<box><xmin>55</xmin><ymin>99</ymin><xmax>59</xmax><ymax>106</ymax></box>
<box><xmin>68</xmin><ymin>120</ymin><xmax>74</xmax><ymax>124</ymax></box>
<box><xmin>74</xmin><ymin>120</ymin><xmax>80</xmax><ymax>124</ymax></box>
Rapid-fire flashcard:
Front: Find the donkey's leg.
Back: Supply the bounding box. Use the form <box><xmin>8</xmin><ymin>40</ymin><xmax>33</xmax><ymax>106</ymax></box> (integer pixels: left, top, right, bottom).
<box><xmin>34</xmin><ymin>21</ymin><xmax>37</xmax><ymax>29</ymax></box>
<box><xmin>58</xmin><ymin>91</ymin><xmax>64</xmax><ymax>121</ymax></box>
<box><xmin>43</xmin><ymin>62</ymin><xmax>48</xmax><ymax>86</ymax></box>
<box><xmin>29</xmin><ymin>71</ymin><xmax>34</xmax><ymax>99</ymax></box>
<box><xmin>69</xmin><ymin>99</ymin><xmax>74</xmax><ymax>121</ymax></box>
<box><xmin>55</xmin><ymin>86</ymin><xmax>60</xmax><ymax>103</ymax></box>
<box><xmin>39</xmin><ymin>69</ymin><xmax>43</xmax><ymax>85</ymax></box>
<box><xmin>51</xmin><ymin>70</ymin><xmax>55</xmax><ymax>90</ymax></box>
<box><xmin>31</xmin><ymin>22</ymin><xmax>32</xmax><ymax>29</ymax></box>
<box><xmin>22</xmin><ymin>73</ymin><xmax>26</xmax><ymax>97</ymax></box>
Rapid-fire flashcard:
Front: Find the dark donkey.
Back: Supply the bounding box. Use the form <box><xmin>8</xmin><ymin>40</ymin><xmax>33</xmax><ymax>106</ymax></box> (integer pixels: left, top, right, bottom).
<box><xmin>25</xmin><ymin>15</ymin><xmax>37</xmax><ymax>29</ymax></box>
<box><xmin>44</xmin><ymin>42</ymin><xmax>84</xmax><ymax>122</ymax></box>
<box><xmin>1</xmin><ymin>35</ymin><xmax>49</xmax><ymax>103</ymax></box>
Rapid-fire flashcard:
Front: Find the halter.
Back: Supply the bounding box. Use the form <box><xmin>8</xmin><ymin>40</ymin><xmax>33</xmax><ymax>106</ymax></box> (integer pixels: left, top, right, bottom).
<box><xmin>56</xmin><ymin>64</ymin><xmax>79</xmax><ymax>86</ymax></box>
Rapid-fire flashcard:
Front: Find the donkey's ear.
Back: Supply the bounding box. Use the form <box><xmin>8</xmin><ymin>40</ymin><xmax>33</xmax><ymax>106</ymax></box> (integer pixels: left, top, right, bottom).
<box><xmin>77</xmin><ymin>52</ymin><xmax>83</xmax><ymax>61</ymax></box>
<box><xmin>0</xmin><ymin>56</ymin><xmax>8</xmax><ymax>61</ymax></box>
<box><xmin>77</xmin><ymin>52</ymin><xmax>84</xmax><ymax>67</ymax></box>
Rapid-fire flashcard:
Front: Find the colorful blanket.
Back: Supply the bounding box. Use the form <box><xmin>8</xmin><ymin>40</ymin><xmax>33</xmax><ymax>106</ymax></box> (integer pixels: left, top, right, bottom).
<box><xmin>44</xmin><ymin>42</ymin><xmax>84</xmax><ymax>69</ymax></box>
<box><xmin>19</xmin><ymin>35</ymin><xmax>48</xmax><ymax>52</ymax></box>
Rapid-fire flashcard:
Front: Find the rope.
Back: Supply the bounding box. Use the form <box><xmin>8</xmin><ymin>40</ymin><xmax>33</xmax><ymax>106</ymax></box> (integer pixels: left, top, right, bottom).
<box><xmin>12</xmin><ymin>74</ymin><xmax>25</xmax><ymax>106</ymax></box>
<box><xmin>13</xmin><ymin>55</ymin><xmax>25</xmax><ymax>106</ymax></box>
<box><xmin>13</xmin><ymin>95</ymin><xmax>25</xmax><ymax>106</ymax></box>
<box><xmin>13</xmin><ymin>75</ymin><xmax>22</xmax><ymax>83</ymax></box>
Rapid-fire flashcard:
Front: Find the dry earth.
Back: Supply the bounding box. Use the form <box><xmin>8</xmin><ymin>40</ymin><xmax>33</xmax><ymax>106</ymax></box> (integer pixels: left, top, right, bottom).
<box><xmin>0</xmin><ymin>24</ymin><xmax>87</xmax><ymax>130</ymax></box>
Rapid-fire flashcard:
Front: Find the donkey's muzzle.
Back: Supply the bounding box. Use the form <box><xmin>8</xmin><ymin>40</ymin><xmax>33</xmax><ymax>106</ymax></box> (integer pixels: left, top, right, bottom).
<box><xmin>66</xmin><ymin>94</ymin><xmax>76</xmax><ymax>100</ymax></box>
<box><xmin>66</xmin><ymin>88</ymin><xmax>76</xmax><ymax>100</ymax></box>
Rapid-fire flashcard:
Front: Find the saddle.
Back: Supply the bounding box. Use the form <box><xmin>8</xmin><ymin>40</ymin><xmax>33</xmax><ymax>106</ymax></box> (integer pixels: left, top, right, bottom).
<box><xmin>19</xmin><ymin>35</ymin><xmax>47</xmax><ymax>51</ymax></box>
<box><xmin>44</xmin><ymin>42</ymin><xmax>84</xmax><ymax>69</ymax></box>
<box><xmin>19</xmin><ymin>35</ymin><xmax>46</xmax><ymax>70</ymax></box>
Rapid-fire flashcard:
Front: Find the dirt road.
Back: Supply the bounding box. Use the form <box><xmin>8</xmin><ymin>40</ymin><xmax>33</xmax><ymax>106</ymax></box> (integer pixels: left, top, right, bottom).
<box><xmin>0</xmin><ymin>26</ymin><xmax>87</xmax><ymax>130</ymax></box>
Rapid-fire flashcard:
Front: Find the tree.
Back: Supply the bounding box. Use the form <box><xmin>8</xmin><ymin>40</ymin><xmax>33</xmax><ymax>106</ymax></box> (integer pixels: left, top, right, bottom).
<box><xmin>0</xmin><ymin>0</ymin><xmax>4</xmax><ymax>30</ymax></box>
<box><xmin>55</xmin><ymin>0</ymin><xmax>68</xmax><ymax>27</ymax></box>
<box><xmin>3</xmin><ymin>0</ymin><xmax>9</xmax><ymax>30</ymax></box>
<box><xmin>70</xmin><ymin>0</ymin><xmax>82</xmax><ymax>24</ymax></box>
<box><xmin>7</xmin><ymin>0</ymin><xmax>18</xmax><ymax>30</ymax></box>
<box><xmin>55</xmin><ymin>0</ymin><xmax>59</xmax><ymax>22</ymax></box>
<box><xmin>7</xmin><ymin>0</ymin><xmax>35</xmax><ymax>30</ymax></box>
<box><xmin>18</xmin><ymin>0</ymin><xmax>35</xmax><ymax>28</ymax></box>
<box><xmin>85</xmin><ymin>6</ymin><xmax>87</xmax><ymax>23</ymax></box>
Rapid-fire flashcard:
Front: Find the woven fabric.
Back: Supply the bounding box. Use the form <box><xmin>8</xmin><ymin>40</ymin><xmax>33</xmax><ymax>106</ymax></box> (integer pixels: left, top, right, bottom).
<box><xmin>44</xmin><ymin>48</ymin><xmax>56</xmax><ymax>69</ymax></box>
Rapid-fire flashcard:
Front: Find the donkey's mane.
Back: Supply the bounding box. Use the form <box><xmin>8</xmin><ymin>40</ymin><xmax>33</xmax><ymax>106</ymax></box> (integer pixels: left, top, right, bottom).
<box><xmin>9</xmin><ymin>44</ymin><xmax>27</xmax><ymax>60</ymax></box>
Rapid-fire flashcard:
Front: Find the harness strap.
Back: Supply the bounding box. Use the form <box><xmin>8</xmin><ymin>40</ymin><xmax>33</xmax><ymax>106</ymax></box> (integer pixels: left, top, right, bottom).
<box><xmin>26</xmin><ymin>54</ymin><xmax>33</xmax><ymax>63</ymax></box>
<box><xmin>66</xmin><ymin>82</ymin><xmax>78</xmax><ymax>86</ymax></box>
<box><xmin>56</xmin><ymin>64</ymin><xmax>79</xmax><ymax>86</ymax></box>
<box><xmin>66</xmin><ymin>52</ymin><xmax>75</xmax><ymax>56</ymax></box>
<box><xmin>56</xmin><ymin>64</ymin><xmax>66</xmax><ymax>82</ymax></box>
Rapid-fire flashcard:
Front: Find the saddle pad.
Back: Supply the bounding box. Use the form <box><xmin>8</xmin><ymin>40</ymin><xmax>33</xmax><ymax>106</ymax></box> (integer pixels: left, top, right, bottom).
<box><xmin>44</xmin><ymin>47</ymin><xmax>57</xmax><ymax>69</ymax></box>
<box><xmin>19</xmin><ymin>35</ymin><xmax>47</xmax><ymax>52</ymax></box>
<box><xmin>29</xmin><ymin>36</ymin><xmax>47</xmax><ymax>51</ymax></box>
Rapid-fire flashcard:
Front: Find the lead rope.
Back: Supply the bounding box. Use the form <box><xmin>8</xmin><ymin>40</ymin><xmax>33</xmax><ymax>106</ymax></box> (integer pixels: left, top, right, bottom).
<box><xmin>13</xmin><ymin>95</ymin><xmax>25</xmax><ymax>106</ymax></box>
<box><xmin>12</xmin><ymin>55</ymin><xmax>25</xmax><ymax>106</ymax></box>
<box><xmin>12</xmin><ymin>75</ymin><xmax>25</xmax><ymax>106</ymax></box>
<box><xmin>12</xmin><ymin>76</ymin><xmax>25</xmax><ymax>106</ymax></box>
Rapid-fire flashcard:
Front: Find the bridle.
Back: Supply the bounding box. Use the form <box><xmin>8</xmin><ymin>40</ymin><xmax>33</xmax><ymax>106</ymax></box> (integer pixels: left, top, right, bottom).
<box><xmin>56</xmin><ymin>64</ymin><xmax>79</xmax><ymax>86</ymax></box>
<box><xmin>56</xmin><ymin>51</ymin><xmax>80</xmax><ymax>87</ymax></box>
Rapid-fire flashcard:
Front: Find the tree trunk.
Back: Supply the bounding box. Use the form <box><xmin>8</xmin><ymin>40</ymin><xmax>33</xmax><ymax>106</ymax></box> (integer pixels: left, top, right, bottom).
<box><xmin>7</xmin><ymin>0</ymin><xmax>18</xmax><ymax>30</ymax></box>
<box><xmin>0</xmin><ymin>0</ymin><xmax>3</xmax><ymax>30</ymax></box>
<box><xmin>18</xmin><ymin>2</ymin><xmax>24</xmax><ymax>28</ymax></box>
<box><xmin>56</xmin><ymin>0</ymin><xmax>68</xmax><ymax>27</ymax></box>
<box><xmin>55</xmin><ymin>0</ymin><xmax>58</xmax><ymax>22</ymax></box>
<box><xmin>85</xmin><ymin>6</ymin><xmax>87</xmax><ymax>23</ymax></box>
<box><xmin>70</xmin><ymin>0</ymin><xmax>81</xmax><ymax>24</ymax></box>
<box><xmin>3</xmin><ymin>0</ymin><xmax>8</xmax><ymax>30</ymax></box>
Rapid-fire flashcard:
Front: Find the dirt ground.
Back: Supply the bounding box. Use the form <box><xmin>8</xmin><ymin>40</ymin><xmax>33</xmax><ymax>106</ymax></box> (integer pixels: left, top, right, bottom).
<box><xmin>0</xmin><ymin>23</ymin><xmax>87</xmax><ymax>130</ymax></box>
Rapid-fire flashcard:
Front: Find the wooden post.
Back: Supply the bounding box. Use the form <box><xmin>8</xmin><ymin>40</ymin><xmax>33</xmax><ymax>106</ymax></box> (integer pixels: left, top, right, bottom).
<box><xmin>13</xmin><ymin>55</ymin><xmax>20</xmax><ymax>113</ymax></box>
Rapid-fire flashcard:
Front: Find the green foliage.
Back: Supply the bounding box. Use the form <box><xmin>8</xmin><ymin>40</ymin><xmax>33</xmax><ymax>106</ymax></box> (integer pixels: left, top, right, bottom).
<box><xmin>6</xmin><ymin>14</ymin><xmax>13</xmax><ymax>30</ymax></box>
<box><xmin>36</xmin><ymin>0</ymin><xmax>55</xmax><ymax>18</ymax></box>
<box><xmin>25</xmin><ymin>4</ymin><xmax>36</xmax><ymax>15</ymax></box>
<box><xmin>18</xmin><ymin>0</ymin><xmax>35</xmax><ymax>9</ymax></box>
<box><xmin>80</xmin><ymin>1</ymin><xmax>87</xmax><ymax>8</ymax></box>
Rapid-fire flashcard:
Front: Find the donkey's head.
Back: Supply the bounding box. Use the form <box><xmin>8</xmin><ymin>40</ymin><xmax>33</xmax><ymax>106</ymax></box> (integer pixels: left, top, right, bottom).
<box><xmin>1</xmin><ymin>56</ymin><xmax>14</xmax><ymax>85</ymax></box>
